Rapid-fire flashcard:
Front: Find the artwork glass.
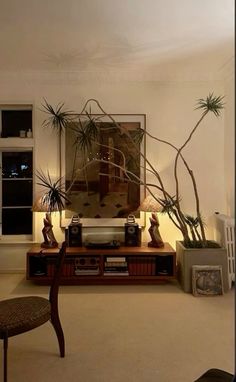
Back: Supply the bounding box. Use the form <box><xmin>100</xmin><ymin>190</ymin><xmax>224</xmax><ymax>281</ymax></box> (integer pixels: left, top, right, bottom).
<box><xmin>61</xmin><ymin>114</ymin><xmax>146</xmax><ymax>227</ymax></box>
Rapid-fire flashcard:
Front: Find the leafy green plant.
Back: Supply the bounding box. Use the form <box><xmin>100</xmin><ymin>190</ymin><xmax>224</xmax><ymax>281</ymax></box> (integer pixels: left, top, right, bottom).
<box><xmin>41</xmin><ymin>94</ymin><xmax>224</xmax><ymax>247</ymax></box>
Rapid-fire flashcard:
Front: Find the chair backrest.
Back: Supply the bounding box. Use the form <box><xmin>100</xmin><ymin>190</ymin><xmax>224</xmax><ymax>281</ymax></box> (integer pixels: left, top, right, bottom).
<box><xmin>49</xmin><ymin>241</ymin><xmax>67</xmax><ymax>308</ymax></box>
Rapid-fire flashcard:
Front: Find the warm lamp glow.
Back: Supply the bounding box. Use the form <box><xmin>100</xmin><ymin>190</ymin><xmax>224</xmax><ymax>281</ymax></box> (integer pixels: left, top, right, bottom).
<box><xmin>139</xmin><ymin>194</ymin><xmax>164</xmax><ymax>248</ymax></box>
<box><xmin>32</xmin><ymin>195</ymin><xmax>62</xmax><ymax>213</ymax></box>
<box><xmin>139</xmin><ymin>194</ymin><xmax>161</xmax><ymax>213</ymax></box>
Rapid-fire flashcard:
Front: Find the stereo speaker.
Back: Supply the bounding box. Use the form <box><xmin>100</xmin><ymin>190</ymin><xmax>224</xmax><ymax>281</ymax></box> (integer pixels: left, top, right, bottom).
<box><xmin>125</xmin><ymin>223</ymin><xmax>141</xmax><ymax>247</ymax></box>
<box><xmin>67</xmin><ymin>223</ymin><xmax>82</xmax><ymax>247</ymax></box>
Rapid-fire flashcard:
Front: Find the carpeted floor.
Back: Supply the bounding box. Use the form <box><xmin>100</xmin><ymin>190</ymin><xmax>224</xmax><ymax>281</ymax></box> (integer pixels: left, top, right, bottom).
<box><xmin>0</xmin><ymin>274</ymin><xmax>234</xmax><ymax>382</ymax></box>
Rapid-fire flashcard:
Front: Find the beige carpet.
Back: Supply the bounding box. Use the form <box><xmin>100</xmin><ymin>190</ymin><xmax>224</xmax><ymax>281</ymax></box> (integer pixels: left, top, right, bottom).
<box><xmin>0</xmin><ymin>274</ymin><xmax>234</xmax><ymax>382</ymax></box>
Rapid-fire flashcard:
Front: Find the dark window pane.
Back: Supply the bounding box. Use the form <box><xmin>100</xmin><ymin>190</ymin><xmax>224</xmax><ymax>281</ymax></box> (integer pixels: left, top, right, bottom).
<box><xmin>2</xmin><ymin>208</ymin><xmax>32</xmax><ymax>234</ymax></box>
<box><xmin>1</xmin><ymin>110</ymin><xmax>32</xmax><ymax>138</ymax></box>
<box><xmin>2</xmin><ymin>151</ymin><xmax>32</xmax><ymax>178</ymax></box>
<box><xmin>2</xmin><ymin>180</ymin><xmax>32</xmax><ymax>206</ymax></box>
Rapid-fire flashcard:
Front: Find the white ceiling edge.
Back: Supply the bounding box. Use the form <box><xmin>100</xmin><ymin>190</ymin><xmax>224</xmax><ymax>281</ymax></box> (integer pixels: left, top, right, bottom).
<box><xmin>0</xmin><ymin>47</ymin><xmax>234</xmax><ymax>83</ymax></box>
<box><xmin>0</xmin><ymin>50</ymin><xmax>234</xmax><ymax>83</ymax></box>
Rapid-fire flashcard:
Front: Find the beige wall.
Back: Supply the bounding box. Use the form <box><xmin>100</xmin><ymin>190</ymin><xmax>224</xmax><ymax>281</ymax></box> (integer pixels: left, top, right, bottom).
<box><xmin>224</xmin><ymin>71</ymin><xmax>235</xmax><ymax>217</ymax></box>
<box><xmin>0</xmin><ymin>73</ymin><xmax>232</xmax><ymax>270</ymax></box>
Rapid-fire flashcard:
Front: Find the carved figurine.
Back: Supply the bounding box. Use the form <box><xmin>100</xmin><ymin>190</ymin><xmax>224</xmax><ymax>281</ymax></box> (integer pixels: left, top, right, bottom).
<box><xmin>41</xmin><ymin>212</ymin><xmax>58</xmax><ymax>248</ymax></box>
<box><xmin>148</xmin><ymin>213</ymin><xmax>164</xmax><ymax>248</ymax></box>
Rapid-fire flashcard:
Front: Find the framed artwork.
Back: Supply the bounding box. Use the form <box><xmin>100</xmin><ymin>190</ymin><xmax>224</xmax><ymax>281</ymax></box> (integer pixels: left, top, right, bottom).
<box><xmin>192</xmin><ymin>265</ymin><xmax>224</xmax><ymax>296</ymax></box>
<box><xmin>60</xmin><ymin>114</ymin><xmax>146</xmax><ymax>227</ymax></box>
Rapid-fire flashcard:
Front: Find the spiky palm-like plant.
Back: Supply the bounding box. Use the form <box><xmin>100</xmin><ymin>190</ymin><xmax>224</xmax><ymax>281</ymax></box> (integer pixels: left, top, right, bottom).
<box><xmin>34</xmin><ymin>170</ymin><xmax>71</xmax><ymax>248</ymax></box>
<box><xmin>41</xmin><ymin>100</ymin><xmax>73</xmax><ymax>176</ymax></box>
<box><xmin>41</xmin><ymin>94</ymin><xmax>224</xmax><ymax>248</ymax></box>
<box><xmin>36</xmin><ymin>170</ymin><xmax>70</xmax><ymax>212</ymax></box>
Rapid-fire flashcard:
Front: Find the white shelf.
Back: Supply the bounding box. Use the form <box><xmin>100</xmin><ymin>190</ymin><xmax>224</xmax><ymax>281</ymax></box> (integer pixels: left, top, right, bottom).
<box><xmin>0</xmin><ymin>137</ymin><xmax>34</xmax><ymax>148</ymax></box>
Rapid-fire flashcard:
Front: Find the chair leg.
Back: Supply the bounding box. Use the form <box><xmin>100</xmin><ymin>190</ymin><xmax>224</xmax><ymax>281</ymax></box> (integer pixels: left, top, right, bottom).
<box><xmin>3</xmin><ymin>335</ymin><xmax>8</xmax><ymax>382</ymax></box>
<box><xmin>51</xmin><ymin>313</ymin><xmax>65</xmax><ymax>358</ymax></box>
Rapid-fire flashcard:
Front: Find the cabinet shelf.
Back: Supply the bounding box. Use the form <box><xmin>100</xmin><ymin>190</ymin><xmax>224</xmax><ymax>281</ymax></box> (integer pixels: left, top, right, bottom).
<box><xmin>27</xmin><ymin>243</ymin><xmax>176</xmax><ymax>285</ymax></box>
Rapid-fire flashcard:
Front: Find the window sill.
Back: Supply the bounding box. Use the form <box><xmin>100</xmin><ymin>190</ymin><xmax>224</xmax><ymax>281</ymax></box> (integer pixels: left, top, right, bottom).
<box><xmin>0</xmin><ymin>239</ymin><xmax>37</xmax><ymax>245</ymax></box>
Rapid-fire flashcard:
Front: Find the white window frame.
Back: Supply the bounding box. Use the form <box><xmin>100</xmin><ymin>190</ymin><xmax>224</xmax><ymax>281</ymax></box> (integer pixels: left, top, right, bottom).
<box><xmin>0</xmin><ymin>104</ymin><xmax>34</xmax><ymax>241</ymax></box>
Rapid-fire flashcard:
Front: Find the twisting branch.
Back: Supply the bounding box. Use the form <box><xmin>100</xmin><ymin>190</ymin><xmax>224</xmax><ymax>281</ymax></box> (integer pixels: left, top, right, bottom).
<box><xmin>173</xmin><ymin>93</ymin><xmax>224</xmax><ymax>246</ymax></box>
<box><xmin>40</xmin><ymin>93</ymin><xmax>224</xmax><ymax>247</ymax></box>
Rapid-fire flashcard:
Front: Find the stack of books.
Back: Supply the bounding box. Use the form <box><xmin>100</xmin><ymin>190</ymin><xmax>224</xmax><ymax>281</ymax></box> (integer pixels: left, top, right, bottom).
<box><xmin>128</xmin><ymin>256</ymin><xmax>156</xmax><ymax>275</ymax></box>
<box><xmin>104</xmin><ymin>257</ymin><xmax>129</xmax><ymax>276</ymax></box>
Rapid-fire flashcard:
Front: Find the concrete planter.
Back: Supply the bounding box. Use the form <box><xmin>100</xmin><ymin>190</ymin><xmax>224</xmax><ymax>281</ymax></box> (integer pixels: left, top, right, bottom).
<box><xmin>176</xmin><ymin>241</ymin><xmax>229</xmax><ymax>293</ymax></box>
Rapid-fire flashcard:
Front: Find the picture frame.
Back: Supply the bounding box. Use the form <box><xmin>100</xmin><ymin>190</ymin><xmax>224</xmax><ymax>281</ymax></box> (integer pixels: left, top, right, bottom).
<box><xmin>60</xmin><ymin>114</ymin><xmax>146</xmax><ymax>228</ymax></box>
<box><xmin>192</xmin><ymin>265</ymin><xmax>224</xmax><ymax>296</ymax></box>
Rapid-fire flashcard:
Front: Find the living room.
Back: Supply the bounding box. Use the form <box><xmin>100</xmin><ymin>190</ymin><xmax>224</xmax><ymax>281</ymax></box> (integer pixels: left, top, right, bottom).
<box><xmin>0</xmin><ymin>1</ymin><xmax>234</xmax><ymax>381</ymax></box>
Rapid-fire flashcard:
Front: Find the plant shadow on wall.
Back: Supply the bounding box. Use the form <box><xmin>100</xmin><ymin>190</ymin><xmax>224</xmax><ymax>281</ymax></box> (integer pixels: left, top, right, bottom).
<box><xmin>40</xmin><ymin>93</ymin><xmax>224</xmax><ymax>249</ymax></box>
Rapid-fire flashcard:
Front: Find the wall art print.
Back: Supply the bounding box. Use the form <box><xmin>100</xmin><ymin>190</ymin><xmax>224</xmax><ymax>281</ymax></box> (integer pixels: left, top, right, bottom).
<box><xmin>192</xmin><ymin>265</ymin><xmax>224</xmax><ymax>296</ymax></box>
<box><xmin>60</xmin><ymin>114</ymin><xmax>146</xmax><ymax>227</ymax></box>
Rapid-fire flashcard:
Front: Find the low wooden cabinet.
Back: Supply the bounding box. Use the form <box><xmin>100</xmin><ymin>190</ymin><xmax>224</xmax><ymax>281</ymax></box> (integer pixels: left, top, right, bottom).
<box><xmin>26</xmin><ymin>243</ymin><xmax>176</xmax><ymax>285</ymax></box>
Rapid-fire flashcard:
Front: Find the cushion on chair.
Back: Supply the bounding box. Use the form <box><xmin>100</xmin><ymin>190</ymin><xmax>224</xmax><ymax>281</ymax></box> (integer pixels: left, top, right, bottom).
<box><xmin>0</xmin><ymin>296</ymin><xmax>51</xmax><ymax>337</ymax></box>
<box><xmin>194</xmin><ymin>368</ymin><xmax>234</xmax><ymax>382</ymax></box>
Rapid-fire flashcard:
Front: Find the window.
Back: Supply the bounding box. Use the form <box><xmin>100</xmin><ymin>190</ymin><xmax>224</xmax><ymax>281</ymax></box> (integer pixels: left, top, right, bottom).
<box><xmin>1</xmin><ymin>110</ymin><xmax>32</xmax><ymax>138</ymax></box>
<box><xmin>1</xmin><ymin>150</ymin><xmax>33</xmax><ymax>235</ymax></box>
<box><xmin>0</xmin><ymin>106</ymin><xmax>33</xmax><ymax>238</ymax></box>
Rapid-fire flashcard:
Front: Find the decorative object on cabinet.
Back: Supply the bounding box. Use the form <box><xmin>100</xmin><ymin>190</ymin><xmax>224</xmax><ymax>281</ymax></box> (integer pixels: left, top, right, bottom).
<box><xmin>41</xmin><ymin>94</ymin><xmax>224</xmax><ymax>250</ymax></box>
<box><xmin>139</xmin><ymin>194</ymin><xmax>164</xmax><ymax>248</ymax></box>
<box><xmin>19</xmin><ymin>130</ymin><xmax>26</xmax><ymax>138</ymax></box>
<box><xmin>0</xmin><ymin>242</ymin><xmax>66</xmax><ymax>382</ymax></box>
<box><xmin>33</xmin><ymin>170</ymin><xmax>70</xmax><ymax>248</ymax></box>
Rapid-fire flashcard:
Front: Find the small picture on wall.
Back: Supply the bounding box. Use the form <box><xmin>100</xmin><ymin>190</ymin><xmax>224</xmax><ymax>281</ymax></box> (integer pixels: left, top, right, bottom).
<box><xmin>192</xmin><ymin>265</ymin><xmax>224</xmax><ymax>296</ymax></box>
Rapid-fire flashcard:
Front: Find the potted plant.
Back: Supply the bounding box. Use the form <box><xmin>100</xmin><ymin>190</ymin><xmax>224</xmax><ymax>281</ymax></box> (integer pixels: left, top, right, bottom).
<box><xmin>41</xmin><ymin>94</ymin><xmax>228</xmax><ymax>291</ymax></box>
<box><xmin>34</xmin><ymin>170</ymin><xmax>69</xmax><ymax>248</ymax></box>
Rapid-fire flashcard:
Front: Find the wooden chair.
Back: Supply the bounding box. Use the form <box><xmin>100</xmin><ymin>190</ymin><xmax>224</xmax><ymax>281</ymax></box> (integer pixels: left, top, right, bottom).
<box><xmin>0</xmin><ymin>241</ymin><xmax>66</xmax><ymax>382</ymax></box>
<box><xmin>194</xmin><ymin>368</ymin><xmax>235</xmax><ymax>382</ymax></box>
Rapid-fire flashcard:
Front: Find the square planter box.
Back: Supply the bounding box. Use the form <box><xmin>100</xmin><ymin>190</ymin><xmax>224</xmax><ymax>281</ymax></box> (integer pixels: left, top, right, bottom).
<box><xmin>176</xmin><ymin>241</ymin><xmax>229</xmax><ymax>293</ymax></box>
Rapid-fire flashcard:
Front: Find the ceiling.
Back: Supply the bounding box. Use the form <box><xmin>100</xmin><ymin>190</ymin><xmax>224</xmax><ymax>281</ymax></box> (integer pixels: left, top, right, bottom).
<box><xmin>0</xmin><ymin>0</ymin><xmax>234</xmax><ymax>80</ymax></box>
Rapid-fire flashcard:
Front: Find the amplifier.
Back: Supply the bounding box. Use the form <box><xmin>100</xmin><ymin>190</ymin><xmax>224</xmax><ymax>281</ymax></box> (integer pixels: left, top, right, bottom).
<box><xmin>74</xmin><ymin>256</ymin><xmax>100</xmax><ymax>275</ymax></box>
<box><xmin>85</xmin><ymin>240</ymin><xmax>120</xmax><ymax>249</ymax></box>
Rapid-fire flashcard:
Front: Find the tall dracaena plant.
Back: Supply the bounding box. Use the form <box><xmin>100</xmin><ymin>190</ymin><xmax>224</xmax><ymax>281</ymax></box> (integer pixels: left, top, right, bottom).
<box><xmin>41</xmin><ymin>99</ymin><xmax>73</xmax><ymax>177</ymax></box>
<box><xmin>41</xmin><ymin>94</ymin><xmax>224</xmax><ymax>248</ymax></box>
<box><xmin>173</xmin><ymin>93</ymin><xmax>224</xmax><ymax>247</ymax></box>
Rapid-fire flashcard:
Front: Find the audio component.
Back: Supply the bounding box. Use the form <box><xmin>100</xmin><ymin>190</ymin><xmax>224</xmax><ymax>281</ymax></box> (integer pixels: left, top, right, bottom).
<box><xmin>125</xmin><ymin>215</ymin><xmax>141</xmax><ymax>247</ymax></box>
<box><xmin>74</xmin><ymin>256</ymin><xmax>100</xmax><ymax>275</ymax></box>
<box><xmin>85</xmin><ymin>239</ymin><xmax>120</xmax><ymax>249</ymax></box>
<box><xmin>67</xmin><ymin>215</ymin><xmax>82</xmax><ymax>247</ymax></box>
